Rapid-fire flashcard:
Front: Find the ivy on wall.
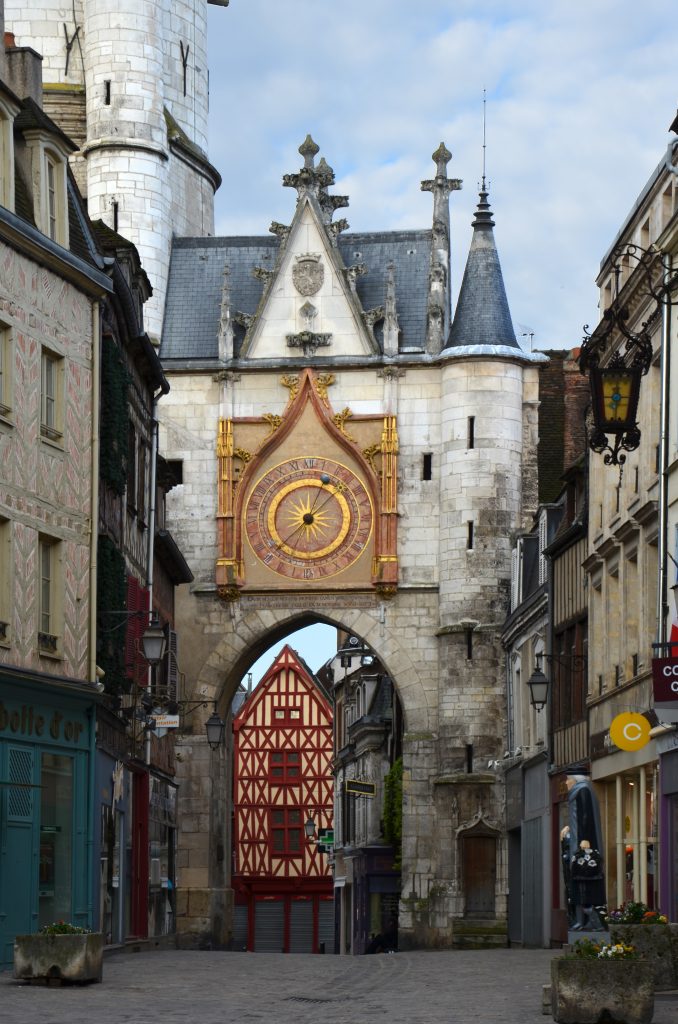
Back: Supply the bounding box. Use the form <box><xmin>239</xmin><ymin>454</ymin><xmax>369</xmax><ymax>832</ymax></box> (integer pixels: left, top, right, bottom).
<box><xmin>383</xmin><ymin>756</ymin><xmax>403</xmax><ymax>868</ymax></box>
<box><xmin>100</xmin><ymin>335</ymin><xmax>130</xmax><ymax>495</ymax></box>
<box><xmin>96</xmin><ymin>534</ymin><xmax>128</xmax><ymax>694</ymax></box>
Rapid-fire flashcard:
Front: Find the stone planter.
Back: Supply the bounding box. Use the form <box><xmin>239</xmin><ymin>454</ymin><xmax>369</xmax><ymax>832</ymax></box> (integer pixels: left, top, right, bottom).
<box><xmin>609</xmin><ymin>923</ymin><xmax>676</xmax><ymax>991</ymax></box>
<box><xmin>550</xmin><ymin>958</ymin><xmax>654</xmax><ymax>1024</ymax></box>
<box><xmin>13</xmin><ymin>932</ymin><xmax>103</xmax><ymax>984</ymax></box>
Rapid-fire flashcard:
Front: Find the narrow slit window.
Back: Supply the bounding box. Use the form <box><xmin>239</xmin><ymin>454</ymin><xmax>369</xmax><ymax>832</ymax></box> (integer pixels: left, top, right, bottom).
<box><xmin>466</xmin><ymin>629</ymin><xmax>473</xmax><ymax>660</ymax></box>
<box><xmin>112</xmin><ymin>200</ymin><xmax>119</xmax><ymax>232</ymax></box>
<box><xmin>467</xmin><ymin>416</ymin><xmax>475</xmax><ymax>449</ymax></box>
<box><xmin>422</xmin><ymin>452</ymin><xmax>432</xmax><ymax>480</ymax></box>
<box><xmin>104</xmin><ymin>80</ymin><xmax>111</xmax><ymax>105</ymax></box>
<box><xmin>467</xmin><ymin>521</ymin><xmax>474</xmax><ymax>550</ymax></box>
<box><xmin>466</xmin><ymin>743</ymin><xmax>473</xmax><ymax>774</ymax></box>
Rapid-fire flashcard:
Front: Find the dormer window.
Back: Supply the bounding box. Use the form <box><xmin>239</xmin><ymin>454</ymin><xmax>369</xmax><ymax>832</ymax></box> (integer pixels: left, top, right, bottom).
<box><xmin>46</xmin><ymin>155</ymin><xmax>57</xmax><ymax>239</ymax></box>
<box><xmin>0</xmin><ymin>94</ymin><xmax>18</xmax><ymax>212</ymax></box>
<box><xmin>42</xmin><ymin>149</ymin><xmax>67</xmax><ymax>244</ymax></box>
<box><xmin>23</xmin><ymin>130</ymin><xmax>70</xmax><ymax>247</ymax></box>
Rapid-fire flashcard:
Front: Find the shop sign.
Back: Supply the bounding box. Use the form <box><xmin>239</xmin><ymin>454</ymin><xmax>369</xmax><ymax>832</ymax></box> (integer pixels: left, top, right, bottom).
<box><xmin>344</xmin><ymin>779</ymin><xmax>376</xmax><ymax>797</ymax></box>
<box><xmin>652</xmin><ymin>658</ymin><xmax>678</xmax><ymax>702</ymax></box>
<box><xmin>0</xmin><ymin>701</ymin><xmax>86</xmax><ymax>745</ymax></box>
<box><xmin>149</xmin><ymin>714</ymin><xmax>179</xmax><ymax>729</ymax></box>
<box><xmin>609</xmin><ymin>712</ymin><xmax>651</xmax><ymax>752</ymax></box>
<box><xmin>651</xmin><ymin>658</ymin><xmax>678</xmax><ymax>722</ymax></box>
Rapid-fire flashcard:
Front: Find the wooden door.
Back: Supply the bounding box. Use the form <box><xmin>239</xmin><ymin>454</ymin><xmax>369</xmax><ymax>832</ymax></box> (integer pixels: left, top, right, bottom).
<box><xmin>463</xmin><ymin>834</ymin><xmax>496</xmax><ymax>917</ymax></box>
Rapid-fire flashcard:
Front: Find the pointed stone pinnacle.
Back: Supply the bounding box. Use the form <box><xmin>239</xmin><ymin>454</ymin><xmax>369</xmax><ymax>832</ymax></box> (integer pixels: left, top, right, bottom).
<box><xmin>299</xmin><ymin>134</ymin><xmax>320</xmax><ymax>169</ymax></box>
<box><xmin>432</xmin><ymin>142</ymin><xmax>452</xmax><ymax>177</ymax></box>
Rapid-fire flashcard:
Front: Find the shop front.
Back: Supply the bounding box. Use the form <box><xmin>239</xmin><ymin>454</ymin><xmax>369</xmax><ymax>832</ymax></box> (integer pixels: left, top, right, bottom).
<box><xmin>591</xmin><ymin>743</ymin><xmax>659</xmax><ymax>912</ymax></box>
<box><xmin>0</xmin><ymin>671</ymin><xmax>96</xmax><ymax>969</ymax></box>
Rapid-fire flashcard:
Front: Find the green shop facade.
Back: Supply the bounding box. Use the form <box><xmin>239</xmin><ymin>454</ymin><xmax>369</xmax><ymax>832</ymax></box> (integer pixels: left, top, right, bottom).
<box><xmin>0</xmin><ymin>668</ymin><xmax>97</xmax><ymax>968</ymax></box>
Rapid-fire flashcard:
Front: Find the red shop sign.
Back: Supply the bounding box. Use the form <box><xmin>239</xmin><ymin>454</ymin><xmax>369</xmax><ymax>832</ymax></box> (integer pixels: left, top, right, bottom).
<box><xmin>652</xmin><ymin>658</ymin><xmax>678</xmax><ymax>702</ymax></box>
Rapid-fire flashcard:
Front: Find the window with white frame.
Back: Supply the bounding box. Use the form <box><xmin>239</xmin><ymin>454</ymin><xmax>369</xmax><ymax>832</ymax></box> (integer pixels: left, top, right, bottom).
<box><xmin>0</xmin><ymin>101</ymin><xmax>15</xmax><ymax>211</ymax></box>
<box><xmin>40</xmin><ymin>348</ymin><xmax>63</xmax><ymax>443</ymax></box>
<box><xmin>0</xmin><ymin>321</ymin><xmax>12</xmax><ymax>419</ymax></box>
<box><xmin>23</xmin><ymin>133</ymin><xmax>70</xmax><ymax>246</ymax></box>
<box><xmin>38</xmin><ymin>535</ymin><xmax>61</xmax><ymax>654</ymax></box>
<box><xmin>0</xmin><ymin>517</ymin><xmax>10</xmax><ymax>643</ymax></box>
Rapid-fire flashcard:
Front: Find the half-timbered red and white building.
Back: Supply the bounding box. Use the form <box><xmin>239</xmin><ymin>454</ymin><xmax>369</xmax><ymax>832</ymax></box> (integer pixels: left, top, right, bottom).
<box><xmin>232</xmin><ymin>645</ymin><xmax>334</xmax><ymax>952</ymax></box>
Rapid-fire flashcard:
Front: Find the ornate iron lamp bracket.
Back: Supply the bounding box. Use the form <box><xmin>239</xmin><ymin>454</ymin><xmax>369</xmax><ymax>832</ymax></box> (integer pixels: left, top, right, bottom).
<box><xmin>577</xmin><ymin>242</ymin><xmax>671</xmax><ymax>467</ymax></box>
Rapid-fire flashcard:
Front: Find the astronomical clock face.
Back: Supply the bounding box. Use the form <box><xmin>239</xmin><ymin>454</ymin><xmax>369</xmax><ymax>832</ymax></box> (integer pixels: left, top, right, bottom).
<box><xmin>245</xmin><ymin>456</ymin><xmax>373</xmax><ymax>581</ymax></box>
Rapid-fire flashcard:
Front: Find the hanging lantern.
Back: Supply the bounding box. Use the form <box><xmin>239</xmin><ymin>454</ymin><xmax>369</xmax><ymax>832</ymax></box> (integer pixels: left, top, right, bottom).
<box><xmin>589</xmin><ymin>357</ymin><xmax>642</xmax><ymax>437</ymax></box>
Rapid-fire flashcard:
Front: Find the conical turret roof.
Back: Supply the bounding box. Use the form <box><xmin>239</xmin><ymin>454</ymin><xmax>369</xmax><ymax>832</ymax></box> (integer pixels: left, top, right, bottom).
<box><xmin>443</xmin><ymin>186</ymin><xmax>520</xmax><ymax>354</ymax></box>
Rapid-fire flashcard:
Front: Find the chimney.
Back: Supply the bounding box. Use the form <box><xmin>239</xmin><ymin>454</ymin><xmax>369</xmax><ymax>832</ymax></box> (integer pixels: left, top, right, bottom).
<box><xmin>4</xmin><ymin>20</ymin><xmax>43</xmax><ymax>107</ymax></box>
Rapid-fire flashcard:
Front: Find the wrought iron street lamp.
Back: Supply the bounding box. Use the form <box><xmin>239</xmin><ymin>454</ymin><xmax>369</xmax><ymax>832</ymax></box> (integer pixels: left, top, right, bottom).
<box><xmin>527</xmin><ymin>659</ymin><xmax>550</xmax><ymax>712</ymax></box>
<box><xmin>205</xmin><ymin>706</ymin><xmax>226</xmax><ymax>750</ymax></box>
<box><xmin>141</xmin><ymin>616</ymin><xmax>167</xmax><ymax>665</ymax></box>
<box><xmin>579</xmin><ymin>241</ymin><xmax>678</xmax><ymax>468</ymax></box>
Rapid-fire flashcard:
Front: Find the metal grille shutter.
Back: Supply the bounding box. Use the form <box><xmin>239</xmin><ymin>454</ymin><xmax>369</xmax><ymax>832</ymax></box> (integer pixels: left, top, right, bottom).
<box><xmin>254</xmin><ymin>900</ymin><xmax>284</xmax><ymax>952</ymax></box>
<box><xmin>8</xmin><ymin>747</ymin><xmax>33</xmax><ymax>819</ymax></box>
<box><xmin>522</xmin><ymin>816</ymin><xmax>543</xmax><ymax>947</ymax></box>
<box><xmin>318</xmin><ymin>899</ymin><xmax>335</xmax><ymax>954</ymax></box>
<box><xmin>232</xmin><ymin>904</ymin><xmax>248</xmax><ymax>951</ymax></box>
<box><xmin>289</xmin><ymin>899</ymin><xmax>313</xmax><ymax>953</ymax></box>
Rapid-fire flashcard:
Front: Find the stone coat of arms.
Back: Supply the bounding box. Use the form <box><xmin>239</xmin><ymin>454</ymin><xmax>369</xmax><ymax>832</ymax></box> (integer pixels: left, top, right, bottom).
<box><xmin>292</xmin><ymin>254</ymin><xmax>324</xmax><ymax>296</ymax></box>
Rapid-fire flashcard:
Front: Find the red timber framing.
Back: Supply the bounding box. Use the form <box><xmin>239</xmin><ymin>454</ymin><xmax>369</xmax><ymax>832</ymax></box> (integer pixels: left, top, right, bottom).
<box><xmin>232</xmin><ymin>644</ymin><xmax>334</xmax><ymax>952</ymax></box>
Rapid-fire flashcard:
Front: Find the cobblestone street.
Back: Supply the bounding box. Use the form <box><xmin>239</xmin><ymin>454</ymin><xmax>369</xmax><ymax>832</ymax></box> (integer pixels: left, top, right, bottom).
<box><xmin>2</xmin><ymin>948</ymin><xmax>678</xmax><ymax>1024</ymax></box>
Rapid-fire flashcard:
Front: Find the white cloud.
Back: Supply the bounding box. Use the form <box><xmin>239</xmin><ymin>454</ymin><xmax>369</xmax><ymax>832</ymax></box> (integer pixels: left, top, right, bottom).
<box><xmin>207</xmin><ymin>0</ymin><xmax>678</xmax><ymax>349</ymax></box>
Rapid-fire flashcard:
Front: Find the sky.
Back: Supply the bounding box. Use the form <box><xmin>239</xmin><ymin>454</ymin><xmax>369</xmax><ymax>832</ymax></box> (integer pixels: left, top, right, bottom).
<box><xmin>206</xmin><ymin>0</ymin><xmax>678</xmax><ymax>353</ymax></box>
<box><xmin>206</xmin><ymin>0</ymin><xmax>678</xmax><ymax>679</ymax></box>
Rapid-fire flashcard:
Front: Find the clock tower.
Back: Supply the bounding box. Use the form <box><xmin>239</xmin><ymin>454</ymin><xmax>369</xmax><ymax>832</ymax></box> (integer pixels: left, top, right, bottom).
<box><xmin>159</xmin><ymin>138</ymin><xmax>545</xmax><ymax>950</ymax></box>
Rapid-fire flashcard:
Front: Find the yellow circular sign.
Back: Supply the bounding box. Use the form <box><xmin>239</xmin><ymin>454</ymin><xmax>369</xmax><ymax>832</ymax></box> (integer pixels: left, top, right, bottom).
<box><xmin>609</xmin><ymin>713</ymin><xmax>651</xmax><ymax>752</ymax></box>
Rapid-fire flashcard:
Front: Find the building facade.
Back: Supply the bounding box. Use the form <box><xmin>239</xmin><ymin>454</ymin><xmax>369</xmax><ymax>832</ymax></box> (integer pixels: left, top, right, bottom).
<box><xmin>158</xmin><ymin>138</ymin><xmax>546</xmax><ymax>949</ymax></box>
<box><xmin>583</xmin><ymin>150</ymin><xmax>678</xmax><ymax>916</ymax></box>
<box><xmin>327</xmin><ymin>635</ymin><xmax>403</xmax><ymax>955</ymax></box>
<box><xmin>0</xmin><ymin>38</ymin><xmax>111</xmax><ymax>968</ymax></box>
<box><xmin>231</xmin><ymin>645</ymin><xmax>333</xmax><ymax>953</ymax></box>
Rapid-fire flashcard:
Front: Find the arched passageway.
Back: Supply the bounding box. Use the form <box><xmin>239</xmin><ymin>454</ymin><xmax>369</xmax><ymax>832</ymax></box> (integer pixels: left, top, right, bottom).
<box><xmin>173</xmin><ymin>601</ymin><xmax>437</xmax><ymax>951</ymax></box>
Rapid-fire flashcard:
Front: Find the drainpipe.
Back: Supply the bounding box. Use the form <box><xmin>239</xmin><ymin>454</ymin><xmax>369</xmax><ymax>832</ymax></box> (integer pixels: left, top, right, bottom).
<box><xmin>144</xmin><ymin>395</ymin><xmax>160</xmax><ymax>766</ymax></box>
<box><xmin>87</xmin><ymin>300</ymin><xmax>101</xmax><ymax>928</ymax></box>
<box><xmin>658</xmin><ymin>252</ymin><xmax>672</xmax><ymax>650</ymax></box>
<box><xmin>88</xmin><ymin>301</ymin><xmax>101</xmax><ymax>682</ymax></box>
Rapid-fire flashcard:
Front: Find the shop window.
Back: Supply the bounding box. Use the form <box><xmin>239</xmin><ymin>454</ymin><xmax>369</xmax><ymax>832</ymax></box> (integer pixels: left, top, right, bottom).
<box><xmin>269</xmin><ymin>750</ymin><xmax>301</xmax><ymax>785</ymax></box>
<box><xmin>270</xmin><ymin>807</ymin><xmax>302</xmax><ymax>855</ymax></box>
<box><xmin>38</xmin><ymin>534</ymin><xmax>61</xmax><ymax>655</ymax></box>
<box><xmin>40</xmin><ymin>348</ymin><xmax>64</xmax><ymax>444</ymax></box>
<box><xmin>39</xmin><ymin>752</ymin><xmax>73</xmax><ymax>928</ymax></box>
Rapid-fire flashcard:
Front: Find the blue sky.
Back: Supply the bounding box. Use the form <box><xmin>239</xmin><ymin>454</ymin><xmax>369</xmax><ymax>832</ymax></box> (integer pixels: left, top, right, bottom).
<box><xmin>207</xmin><ymin>0</ymin><xmax>678</xmax><ymax>352</ymax></box>
<box><xmin>205</xmin><ymin>0</ymin><xmax>677</xmax><ymax>676</ymax></box>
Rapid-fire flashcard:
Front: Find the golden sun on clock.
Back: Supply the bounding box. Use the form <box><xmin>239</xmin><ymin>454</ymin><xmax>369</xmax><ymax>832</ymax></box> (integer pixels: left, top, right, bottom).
<box><xmin>245</xmin><ymin>456</ymin><xmax>373</xmax><ymax>580</ymax></box>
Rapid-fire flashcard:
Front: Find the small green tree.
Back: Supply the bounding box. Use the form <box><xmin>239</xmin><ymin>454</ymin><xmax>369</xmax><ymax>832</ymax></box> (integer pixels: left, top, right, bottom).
<box><xmin>383</xmin><ymin>757</ymin><xmax>403</xmax><ymax>868</ymax></box>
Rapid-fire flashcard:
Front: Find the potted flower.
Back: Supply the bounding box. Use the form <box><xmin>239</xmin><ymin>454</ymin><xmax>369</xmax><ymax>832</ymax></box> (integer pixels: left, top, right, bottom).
<box><xmin>551</xmin><ymin>939</ymin><xmax>654</xmax><ymax>1024</ymax></box>
<box><xmin>607</xmin><ymin>901</ymin><xmax>674</xmax><ymax>991</ymax></box>
<box><xmin>13</xmin><ymin>921</ymin><xmax>103</xmax><ymax>984</ymax></box>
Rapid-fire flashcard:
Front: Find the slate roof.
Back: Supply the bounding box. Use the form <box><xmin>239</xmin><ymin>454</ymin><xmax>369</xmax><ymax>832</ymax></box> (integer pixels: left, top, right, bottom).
<box><xmin>443</xmin><ymin>188</ymin><xmax>519</xmax><ymax>353</ymax></box>
<box><xmin>160</xmin><ymin>230</ymin><xmax>432</xmax><ymax>362</ymax></box>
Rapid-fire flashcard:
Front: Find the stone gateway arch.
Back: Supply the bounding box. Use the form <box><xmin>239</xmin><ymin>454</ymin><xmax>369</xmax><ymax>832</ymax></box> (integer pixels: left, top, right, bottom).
<box><xmin>160</xmin><ymin>139</ymin><xmax>545</xmax><ymax>949</ymax></box>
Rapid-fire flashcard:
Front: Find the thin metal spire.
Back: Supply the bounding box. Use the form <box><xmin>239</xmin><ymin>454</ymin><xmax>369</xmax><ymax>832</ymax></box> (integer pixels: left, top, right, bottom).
<box><xmin>481</xmin><ymin>88</ymin><xmax>487</xmax><ymax>192</ymax></box>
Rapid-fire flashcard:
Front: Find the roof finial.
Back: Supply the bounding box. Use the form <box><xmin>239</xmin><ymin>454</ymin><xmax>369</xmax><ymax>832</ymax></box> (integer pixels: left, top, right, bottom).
<box><xmin>299</xmin><ymin>134</ymin><xmax>320</xmax><ymax>169</ymax></box>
